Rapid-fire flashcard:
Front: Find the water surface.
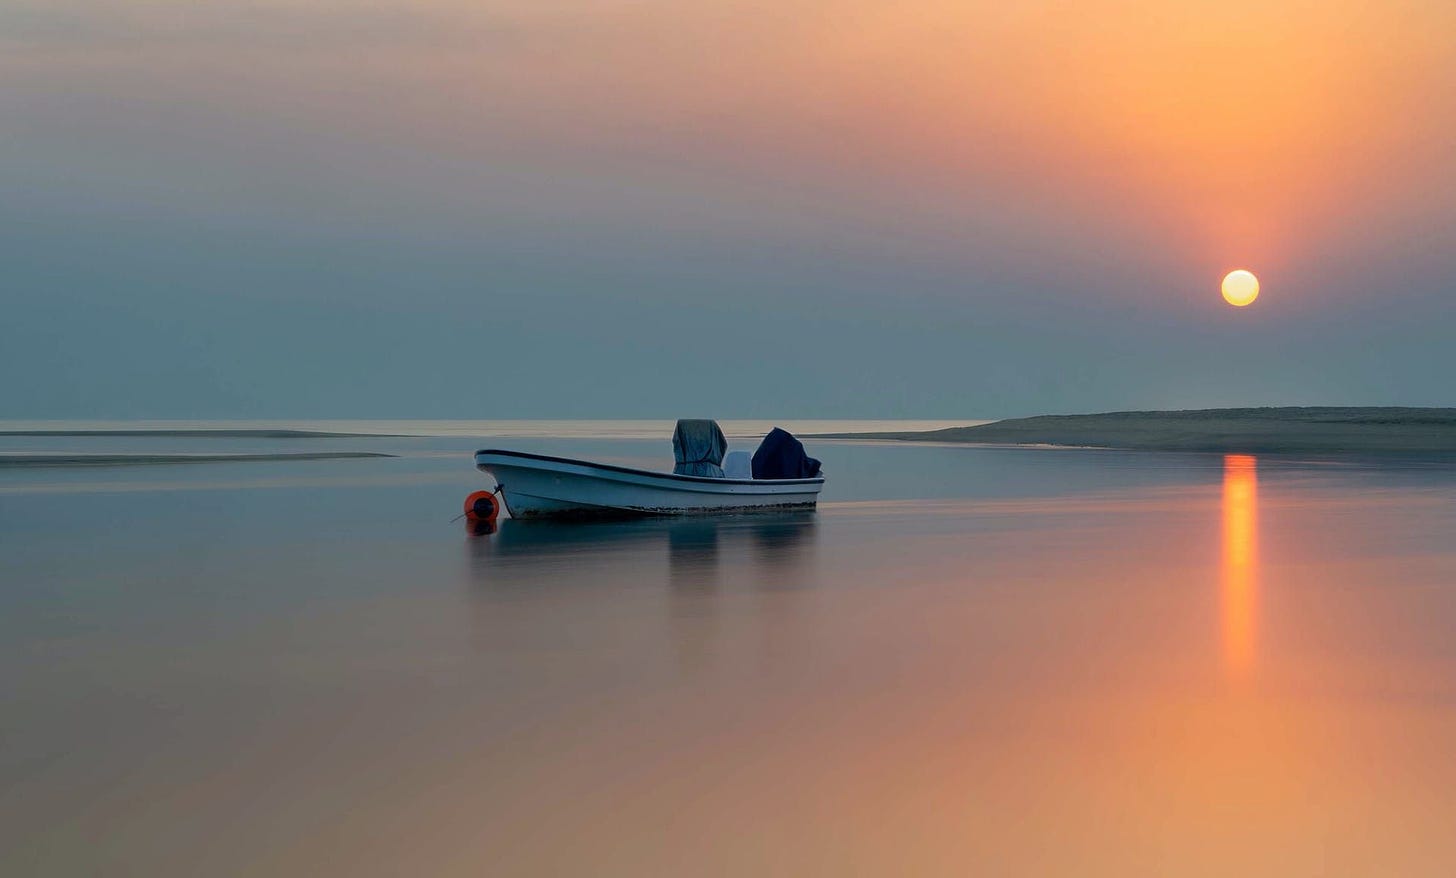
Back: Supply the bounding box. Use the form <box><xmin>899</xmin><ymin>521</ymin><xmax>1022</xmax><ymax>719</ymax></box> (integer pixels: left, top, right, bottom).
<box><xmin>3</xmin><ymin>422</ymin><xmax>1455</xmax><ymax>875</ymax></box>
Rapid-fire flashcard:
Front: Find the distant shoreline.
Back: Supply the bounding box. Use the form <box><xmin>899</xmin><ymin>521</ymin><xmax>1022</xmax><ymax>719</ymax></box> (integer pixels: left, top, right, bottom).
<box><xmin>816</xmin><ymin>407</ymin><xmax>1456</xmax><ymax>455</ymax></box>
<box><xmin>0</xmin><ymin>429</ymin><xmax>404</xmax><ymax>439</ymax></box>
<box><xmin>0</xmin><ymin>452</ymin><xmax>396</xmax><ymax>469</ymax></box>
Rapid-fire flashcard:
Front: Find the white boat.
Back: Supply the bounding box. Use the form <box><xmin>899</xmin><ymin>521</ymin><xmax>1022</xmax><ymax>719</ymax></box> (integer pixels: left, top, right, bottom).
<box><xmin>474</xmin><ymin>449</ymin><xmax>825</xmax><ymax>519</ymax></box>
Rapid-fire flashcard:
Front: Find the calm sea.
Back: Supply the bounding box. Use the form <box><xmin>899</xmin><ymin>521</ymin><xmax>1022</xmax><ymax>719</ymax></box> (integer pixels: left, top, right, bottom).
<box><xmin>3</xmin><ymin>420</ymin><xmax>1456</xmax><ymax>875</ymax></box>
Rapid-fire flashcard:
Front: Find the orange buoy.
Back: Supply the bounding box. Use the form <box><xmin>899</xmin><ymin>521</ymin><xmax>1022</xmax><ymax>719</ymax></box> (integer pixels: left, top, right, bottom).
<box><xmin>463</xmin><ymin>490</ymin><xmax>500</xmax><ymax>522</ymax></box>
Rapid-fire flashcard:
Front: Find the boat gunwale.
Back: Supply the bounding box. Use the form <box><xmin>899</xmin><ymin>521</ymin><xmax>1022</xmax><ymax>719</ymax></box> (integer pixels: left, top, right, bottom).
<box><xmin>474</xmin><ymin>448</ymin><xmax>825</xmax><ymax>487</ymax></box>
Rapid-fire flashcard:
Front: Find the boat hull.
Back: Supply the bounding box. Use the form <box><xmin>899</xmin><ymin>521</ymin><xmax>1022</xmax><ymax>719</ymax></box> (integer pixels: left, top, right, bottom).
<box><xmin>475</xmin><ymin>450</ymin><xmax>824</xmax><ymax>519</ymax></box>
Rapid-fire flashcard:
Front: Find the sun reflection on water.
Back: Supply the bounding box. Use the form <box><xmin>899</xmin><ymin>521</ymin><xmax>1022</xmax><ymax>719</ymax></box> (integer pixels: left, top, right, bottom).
<box><xmin>1221</xmin><ymin>454</ymin><xmax>1260</xmax><ymax>677</ymax></box>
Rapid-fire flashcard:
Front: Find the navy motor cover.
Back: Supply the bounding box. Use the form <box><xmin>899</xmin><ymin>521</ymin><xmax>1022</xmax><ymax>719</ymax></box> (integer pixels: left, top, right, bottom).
<box><xmin>751</xmin><ymin>427</ymin><xmax>822</xmax><ymax>480</ymax></box>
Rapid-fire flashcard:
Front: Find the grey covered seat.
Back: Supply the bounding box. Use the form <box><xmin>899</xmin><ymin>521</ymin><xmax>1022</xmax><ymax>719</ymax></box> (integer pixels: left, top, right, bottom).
<box><xmin>672</xmin><ymin>419</ymin><xmax>727</xmax><ymax>478</ymax></box>
<box><xmin>722</xmin><ymin>450</ymin><xmax>753</xmax><ymax>479</ymax></box>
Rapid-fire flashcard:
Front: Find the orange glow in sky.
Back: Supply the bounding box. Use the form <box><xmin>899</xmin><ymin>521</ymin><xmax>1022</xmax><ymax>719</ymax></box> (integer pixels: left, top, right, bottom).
<box><xmin>412</xmin><ymin>0</ymin><xmax>1455</xmax><ymax>286</ymax></box>
<box><xmin>8</xmin><ymin>0</ymin><xmax>1452</xmax><ymax>306</ymax></box>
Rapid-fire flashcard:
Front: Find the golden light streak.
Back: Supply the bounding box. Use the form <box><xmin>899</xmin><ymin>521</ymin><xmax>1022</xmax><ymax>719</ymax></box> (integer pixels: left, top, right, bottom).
<box><xmin>1221</xmin><ymin>454</ymin><xmax>1259</xmax><ymax>676</ymax></box>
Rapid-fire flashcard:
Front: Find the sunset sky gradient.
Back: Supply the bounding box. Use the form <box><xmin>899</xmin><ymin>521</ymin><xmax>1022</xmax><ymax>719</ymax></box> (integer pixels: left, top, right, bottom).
<box><xmin>4</xmin><ymin>1</ymin><xmax>1453</xmax><ymax>416</ymax></box>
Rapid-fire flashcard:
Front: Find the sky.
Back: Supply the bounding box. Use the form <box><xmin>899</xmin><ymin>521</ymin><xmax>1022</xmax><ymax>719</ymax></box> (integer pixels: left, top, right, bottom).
<box><xmin>3</xmin><ymin>0</ymin><xmax>1454</xmax><ymax>418</ymax></box>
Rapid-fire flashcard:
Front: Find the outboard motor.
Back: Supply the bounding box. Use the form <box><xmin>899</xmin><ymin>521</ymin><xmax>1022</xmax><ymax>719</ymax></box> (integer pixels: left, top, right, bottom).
<box><xmin>751</xmin><ymin>428</ymin><xmax>822</xmax><ymax>480</ymax></box>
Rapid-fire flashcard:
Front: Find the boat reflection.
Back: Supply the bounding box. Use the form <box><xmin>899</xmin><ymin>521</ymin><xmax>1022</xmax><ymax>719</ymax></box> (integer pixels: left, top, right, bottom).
<box><xmin>1221</xmin><ymin>454</ymin><xmax>1259</xmax><ymax>677</ymax></box>
<box><xmin>667</xmin><ymin>520</ymin><xmax>721</xmax><ymax>591</ymax></box>
<box><xmin>465</xmin><ymin>512</ymin><xmax>818</xmax><ymax>591</ymax></box>
<box><xmin>463</xmin><ymin>513</ymin><xmax>819</xmax><ymax>672</ymax></box>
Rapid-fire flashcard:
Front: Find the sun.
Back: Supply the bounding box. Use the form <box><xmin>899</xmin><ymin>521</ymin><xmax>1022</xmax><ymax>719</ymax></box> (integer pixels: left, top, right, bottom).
<box><xmin>1221</xmin><ymin>270</ymin><xmax>1260</xmax><ymax>307</ymax></box>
